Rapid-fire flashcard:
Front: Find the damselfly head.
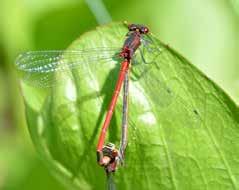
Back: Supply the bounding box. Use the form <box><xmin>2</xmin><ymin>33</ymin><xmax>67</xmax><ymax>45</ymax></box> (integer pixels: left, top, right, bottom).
<box><xmin>128</xmin><ymin>23</ymin><xmax>149</xmax><ymax>34</ymax></box>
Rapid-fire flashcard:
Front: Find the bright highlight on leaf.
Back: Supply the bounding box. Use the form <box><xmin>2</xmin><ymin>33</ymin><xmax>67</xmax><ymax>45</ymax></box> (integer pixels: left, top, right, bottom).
<box><xmin>17</xmin><ymin>22</ymin><xmax>239</xmax><ymax>190</ymax></box>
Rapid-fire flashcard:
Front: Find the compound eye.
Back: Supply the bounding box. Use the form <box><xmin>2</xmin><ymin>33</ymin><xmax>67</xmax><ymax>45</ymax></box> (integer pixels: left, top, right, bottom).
<box><xmin>141</xmin><ymin>27</ymin><xmax>149</xmax><ymax>34</ymax></box>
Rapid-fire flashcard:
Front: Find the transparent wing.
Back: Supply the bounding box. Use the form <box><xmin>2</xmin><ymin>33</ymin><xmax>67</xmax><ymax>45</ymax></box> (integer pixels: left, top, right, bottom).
<box><xmin>15</xmin><ymin>47</ymin><xmax>121</xmax><ymax>88</ymax></box>
<box><xmin>45</xmin><ymin>38</ymin><xmax>202</xmax><ymax>145</ymax></box>
<box><xmin>129</xmin><ymin>33</ymin><xmax>203</xmax><ymax>129</ymax></box>
<box><xmin>17</xmin><ymin>33</ymin><xmax>203</xmax><ymax>128</ymax></box>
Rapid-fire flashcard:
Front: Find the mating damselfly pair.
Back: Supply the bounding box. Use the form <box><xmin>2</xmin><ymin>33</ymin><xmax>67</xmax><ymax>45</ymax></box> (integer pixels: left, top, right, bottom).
<box><xmin>15</xmin><ymin>22</ymin><xmax>202</xmax><ymax>187</ymax></box>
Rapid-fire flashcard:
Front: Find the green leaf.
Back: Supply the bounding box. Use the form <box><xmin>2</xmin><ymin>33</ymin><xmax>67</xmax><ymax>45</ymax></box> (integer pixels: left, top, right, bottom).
<box><xmin>19</xmin><ymin>22</ymin><xmax>239</xmax><ymax>190</ymax></box>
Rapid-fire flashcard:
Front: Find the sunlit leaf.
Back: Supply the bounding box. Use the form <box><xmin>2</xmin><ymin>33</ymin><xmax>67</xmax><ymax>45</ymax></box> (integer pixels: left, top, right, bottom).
<box><xmin>18</xmin><ymin>22</ymin><xmax>239</xmax><ymax>190</ymax></box>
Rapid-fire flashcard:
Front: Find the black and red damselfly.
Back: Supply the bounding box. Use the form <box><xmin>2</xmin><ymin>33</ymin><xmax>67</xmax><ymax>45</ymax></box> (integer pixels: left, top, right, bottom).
<box><xmin>15</xmin><ymin>22</ymin><xmax>201</xmax><ymax>180</ymax></box>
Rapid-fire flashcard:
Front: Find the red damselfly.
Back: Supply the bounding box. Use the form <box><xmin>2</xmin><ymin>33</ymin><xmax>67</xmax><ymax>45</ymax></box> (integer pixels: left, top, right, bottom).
<box><xmin>96</xmin><ymin>24</ymin><xmax>149</xmax><ymax>173</ymax></box>
<box><xmin>16</xmin><ymin>23</ymin><xmax>151</xmax><ymax>171</ymax></box>
<box><xmin>15</xmin><ymin>22</ymin><xmax>202</xmax><ymax>180</ymax></box>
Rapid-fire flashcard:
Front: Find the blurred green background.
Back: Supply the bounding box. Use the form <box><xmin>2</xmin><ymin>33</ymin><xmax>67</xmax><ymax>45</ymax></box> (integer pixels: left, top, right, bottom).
<box><xmin>0</xmin><ymin>0</ymin><xmax>239</xmax><ymax>189</ymax></box>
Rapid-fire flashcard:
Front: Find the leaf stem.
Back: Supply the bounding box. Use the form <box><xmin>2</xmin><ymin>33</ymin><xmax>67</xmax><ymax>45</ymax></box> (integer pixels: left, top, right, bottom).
<box><xmin>84</xmin><ymin>0</ymin><xmax>112</xmax><ymax>24</ymax></box>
